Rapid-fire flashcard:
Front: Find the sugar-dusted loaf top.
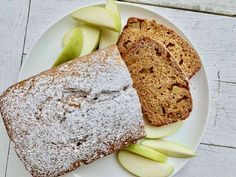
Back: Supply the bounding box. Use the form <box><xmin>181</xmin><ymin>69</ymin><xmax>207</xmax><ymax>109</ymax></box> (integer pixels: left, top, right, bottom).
<box><xmin>0</xmin><ymin>45</ymin><xmax>145</xmax><ymax>177</ymax></box>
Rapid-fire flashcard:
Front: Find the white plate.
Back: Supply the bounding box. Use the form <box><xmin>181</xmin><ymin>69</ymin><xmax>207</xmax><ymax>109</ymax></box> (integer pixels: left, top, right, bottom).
<box><xmin>17</xmin><ymin>2</ymin><xmax>209</xmax><ymax>177</ymax></box>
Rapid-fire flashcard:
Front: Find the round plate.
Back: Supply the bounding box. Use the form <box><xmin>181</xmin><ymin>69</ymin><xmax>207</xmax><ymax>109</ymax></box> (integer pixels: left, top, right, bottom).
<box><xmin>19</xmin><ymin>2</ymin><xmax>210</xmax><ymax>177</ymax></box>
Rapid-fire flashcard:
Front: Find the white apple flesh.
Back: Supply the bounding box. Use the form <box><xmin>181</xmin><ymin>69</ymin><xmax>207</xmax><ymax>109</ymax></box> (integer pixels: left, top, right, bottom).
<box><xmin>106</xmin><ymin>0</ymin><xmax>120</xmax><ymax>15</ymax></box>
<box><xmin>99</xmin><ymin>28</ymin><xmax>120</xmax><ymax>49</ymax></box>
<box><xmin>145</xmin><ymin>121</ymin><xmax>184</xmax><ymax>139</ymax></box>
<box><xmin>142</xmin><ymin>139</ymin><xmax>196</xmax><ymax>158</ymax></box>
<box><xmin>124</xmin><ymin>144</ymin><xmax>167</xmax><ymax>162</ymax></box>
<box><xmin>63</xmin><ymin>25</ymin><xmax>100</xmax><ymax>56</ymax></box>
<box><xmin>72</xmin><ymin>6</ymin><xmax>121</xmax><ymax>32</ymax></box>
<box><xmin>118</xmin><ymin>150</ymin><xmax>174</xmax><ymax>177</ymax></box>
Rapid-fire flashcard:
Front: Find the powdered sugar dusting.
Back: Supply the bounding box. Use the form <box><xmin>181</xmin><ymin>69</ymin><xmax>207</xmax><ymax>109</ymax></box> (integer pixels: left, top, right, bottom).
<box><xmin>0</xmin><ymin>45</ymin><xmax>145</xmax><ymax>177</ymax></box>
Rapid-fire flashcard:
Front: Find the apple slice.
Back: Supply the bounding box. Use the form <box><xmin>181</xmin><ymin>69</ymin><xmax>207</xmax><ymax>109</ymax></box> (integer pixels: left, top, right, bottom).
<box><xmin>72</xmin><ymin>6</ymin><xmax>121</xmax><ymax>32</ymax></box>
<box><xmin>99</xmin><ymin>0</ymin><xmax>121</xmax><ymax>49</ymax></box>
<box><xmin>106</xmin><ymin>0</ymin><xmax>120</xmax><ymax>15</ymax></box>
<box><xmin>141</xmin><ymin>139</ymin><xmax>196</xmax><ymax>158</ymax></box>
<box><xmin>63</xmin><ymin>25</ymin><xmax>100</xmax><ymax>56</ymax></box>
<box><xmin>124</xmin><ymin>144</ymin><xmax>167</xmax><ymax>162</ymax></box>
<box><xmin>99</xmin><ymin>28</ymin><xmax>120</xmax><ymax>49</ymax></box>
<box><xmin>118</xmin><ymin>150</ymin><xmax>174</xmax><ymax>177</ymax></box>
<box><xmin>53</xmin><ymin>28</ymin><xmax>82</xmax><ymax>67</ymax></box>
<box><xmin>145</xmin><ymin>121</ymin><xmax>184</xmax><ymax>139</ymax></box>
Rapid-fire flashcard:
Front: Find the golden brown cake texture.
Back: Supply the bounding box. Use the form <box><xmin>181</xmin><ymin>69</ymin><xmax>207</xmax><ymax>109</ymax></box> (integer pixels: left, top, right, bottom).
<box><xmin>122</xmin><ymin>37</ymin><xmax>192</xmax><ymax>126</ymax></box>
<box><xmin>118</xmin><ymin>17</ymin><xmax>201</xmax><ymax>78</ymax></box>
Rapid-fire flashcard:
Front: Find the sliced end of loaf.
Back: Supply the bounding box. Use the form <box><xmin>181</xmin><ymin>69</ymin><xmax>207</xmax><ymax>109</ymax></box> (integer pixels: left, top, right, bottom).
<box><xmin>117</xmin><ymin>17</ymin><xmax>201</xmax><ymax>78</ymax></box>
<box><xmin>123</xmin><ymin>37</ymin><xmax>192</xmax><ymax>126</ymax></box>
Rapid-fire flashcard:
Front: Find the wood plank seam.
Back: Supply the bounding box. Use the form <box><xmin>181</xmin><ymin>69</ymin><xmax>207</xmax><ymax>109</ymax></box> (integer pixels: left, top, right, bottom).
<box><xmin>200</xmin><ymin>142</ymin><xmax>236</xmax><ymax>150</ymax></box>
<box><xmin>119</xmin><ymin>0</ymin><xmax>236</xmax><ymax>17</ymax></box>
<box><xmin>214</xmin><ymin>70</ymin><xmax>221</xmax><ymax>127</ymax></box>
<box><xmin>4</xmin><ymin>143</ymin><xmax>11</xmax><ymax>177</ymax></box>
<box><xmin>19</xmin><ymin>0</ymin><xmax>32</xmax><ymax>69</ymax></box>
<box><xmin>4</xmin><ymin>1</ymin><xmax>32</xmax><ymax>176</ymax></box>
<box><xmin>216</xmin><ymin>80</ymin><xmax>236</xmax><ymax>85</ymax></box>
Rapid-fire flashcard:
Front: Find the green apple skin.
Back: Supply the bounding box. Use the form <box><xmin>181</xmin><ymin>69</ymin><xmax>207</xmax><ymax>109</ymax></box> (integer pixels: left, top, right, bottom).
<box><xmin>62</xmin><ymin>28</ymin><xmax>77</xmax><ymax>47</ymax></box>
<box><xmin>99</xmin><ymin>28</ymin><xmax>119</xmax><ymax>49</ymax></box>
<box><xmin>124</xmin><ymin>144</ymin><xmax>167</xmax><ymax>163</ymax></box>
<box><xmin>53</xmin><ymin>28</ymin><xmax>83</xmax><ymax>67</ymax></box>
<box><xmin>72</xmin><ymin>6</ymin><xmax>121</xmax><ymax>32</ymax></box>
<box><xmin>141</xmin><ymin>139</ymin><xmax>196</xmax><ymax>158</ymax></box>
<box><xmin>63</xmin><ymin>25</ymin><xmax>100</xmax><ymax>56</ymax></box>
<box><xmin>118</xmin><ymin>150</ymin><xmax>174</xmax><ymax>177</ymax></box>
<box><xmin>145</xmin><ymin>121</ymin><xmax>184</xmax><ymax>139</ymax></box>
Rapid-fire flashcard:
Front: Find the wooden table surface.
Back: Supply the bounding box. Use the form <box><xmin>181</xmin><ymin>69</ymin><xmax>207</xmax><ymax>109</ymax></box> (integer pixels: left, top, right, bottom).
<box><xmin>0</xmin><ymin>0</ymin><xmax>236</xmax><ymax>177</ymax></box>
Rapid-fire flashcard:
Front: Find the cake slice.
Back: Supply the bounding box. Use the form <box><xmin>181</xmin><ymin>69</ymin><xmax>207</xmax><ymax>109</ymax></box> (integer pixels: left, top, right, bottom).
<box><xmin>117</xmin><ymin>17</ymin><xmax>201</xmax><ymax>78</ymax></box>
<box><xmin>0</xmin><ymin>45</ymin><xmax>145</xmax><ymax>177</ymax></box>
<box><xmin>122</xmin><ymin>37</ymin><xmax>192</xmax><ymax>126</ymax></box>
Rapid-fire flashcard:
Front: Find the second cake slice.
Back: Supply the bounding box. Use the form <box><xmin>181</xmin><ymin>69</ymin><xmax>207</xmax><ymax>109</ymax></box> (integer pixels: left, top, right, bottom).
<box><xmin>122</xmin><ymin>37</ymin><xmax>192</xmax><ymax>126</ymax></box>
<box><xmin>118</xmin><ymin>17</ymin><xmax>201</xmax><ymax>78</ymax></box>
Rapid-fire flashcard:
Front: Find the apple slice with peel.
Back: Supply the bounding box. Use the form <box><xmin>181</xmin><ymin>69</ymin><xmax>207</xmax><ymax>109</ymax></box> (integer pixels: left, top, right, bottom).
<box><xmin>63</xmin><ymin>25</ymin><xmax>100</xmax><ymax>56</ymax></box>
<box><xmin>124</xmin><ymin>144</ymin><xmax>167</xmax><ymax>162</ymax></box>
<box><xmin>145</xmin><ymin>120</ymin><xmax>184</xmax><ymax>139</ymax></box>
<box><xmin>118</xmin><ymin>150</ymin><xmax>174</xmax><ymax>177</ymax></box>
<box><xmin>141</xmin><ymin>139</ymin><xmax>196</xmax><ymax>158</ymax></box>
<box><xmin>72</xmin><ymin>6</ymin><xmax>121</xmax><ymax>32</ymax></box>
<box><xmin>53</xmin><ymin>28</ymin><xmax>82</xmax><ymax>67</ymax></box>
<box><xmin>99</xmin><ymin>0</ymin><xmax>121</xmax><ymax>49</ymax></box>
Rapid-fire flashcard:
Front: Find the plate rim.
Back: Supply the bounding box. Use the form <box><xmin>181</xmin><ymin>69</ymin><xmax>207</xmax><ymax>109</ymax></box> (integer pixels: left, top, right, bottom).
<box><xmin>18</xmin><ymin>1</ymin><xmax>210</xmax><ymax>176</ymax></box>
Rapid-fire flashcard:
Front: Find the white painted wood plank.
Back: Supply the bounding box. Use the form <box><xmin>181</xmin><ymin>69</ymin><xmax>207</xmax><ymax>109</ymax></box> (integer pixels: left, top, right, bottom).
<box><xmin>0</xmin><ymin>0</ymin><xmax>30</xmax><ymax>91</ymax></box>
<box><xmin>176</xmin><ymin>144</ymin><xmax>236</xmax><ymax>177</ymax></box>
<box><xmin>0</xmin><ymin>118</ymin><xmax>10</xmax><ymax>176</ymax></box>
<box><xmin>202</xmin><ymin>80</ymin><xmax>236</xmax><ymax>147</ymax></box>
<box><xmin>0</xmin><ymin>0</ymin><xmax>30</xmax><ymax>176</ymax></box>
<box><xmin>122</xmin><ymin>0</ymin><xmax>236</xmax><ymax>16</ymax></box>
